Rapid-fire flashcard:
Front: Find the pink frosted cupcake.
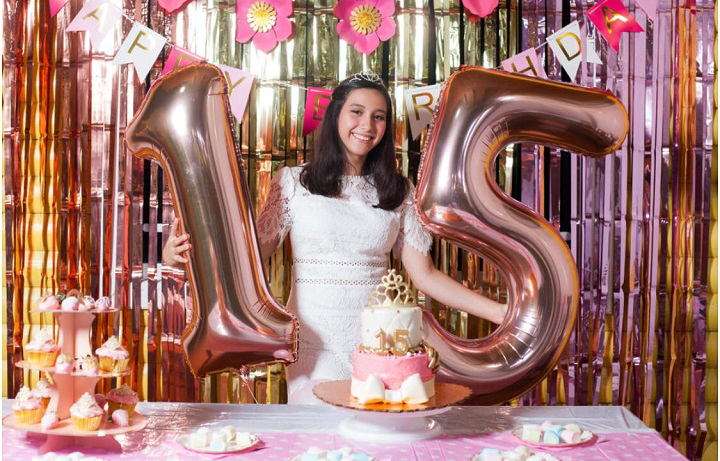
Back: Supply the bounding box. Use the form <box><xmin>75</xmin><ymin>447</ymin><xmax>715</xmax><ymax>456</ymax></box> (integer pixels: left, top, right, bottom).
<box><xmin>24</xmin><ymin>328</ymin><xmax>60</xmax><ymax>367</ymax></box>
<box><xmin>70</xmin><ymin>392</ymin><xmax>104</xmax><ymax>431</ymax></box>
<box><xmin>78</xmin><ymin>295</ymin><xmax>95</xmax><ymax>311</ymax></box>
<box><xmin>78</xmin><ymin>355</ymin><xmax>99</xmax><ymax>376</ymax></box>
<box><xmin>32</xmin><ymin>377</ymin><xmax>55</xmax><ymax>410</ymax></box>
<box><xmin>106</xmin><ymin>384</ymin><xmax>138</xmax><ymax>417</ymax></box>
<box><xmin>95</xmin><ymin>296</ymin><xmax>113</xmax><ymax>311</ymax></box>
<box><xmin>54</xmin><ymin>354</ymin><xmax>75</xmax><ymax>373</ymax></box>
<box><xmin>95</xmin><ymin>336</ymin><xmax>129</xmax><ymax>373</ymax></box>
<box><xmin>38</xmin><ymin>294</ymin><xmax>60</xmax><ymax>311</ymax></box>
<box><xmin>61</xmin><ymin>295</ymin><xmax>79</xmax><ymax>311</ymax></box>
<box><xmin>13</xmin><ymin>386</ymin><xmax>45</xmax><ymax>425</ymax></box>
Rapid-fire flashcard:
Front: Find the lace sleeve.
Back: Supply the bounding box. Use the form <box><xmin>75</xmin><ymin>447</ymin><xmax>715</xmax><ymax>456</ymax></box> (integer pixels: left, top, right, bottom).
<box><xmin>256</xmin><ymin>167</ymin><xmax>296</xmax><ymax>246</ymax></box>
<box><xmin>393</xmin><ymin>180</ymin><xmax>433</xmax><ymax>256</ymax></box>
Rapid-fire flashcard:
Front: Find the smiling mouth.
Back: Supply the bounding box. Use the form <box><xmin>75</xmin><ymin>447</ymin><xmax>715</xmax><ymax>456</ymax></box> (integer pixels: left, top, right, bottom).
<box><xmin>351</xmin><ymin>132</ymin><xmax>374</xmax><ymax>143</ymax></box>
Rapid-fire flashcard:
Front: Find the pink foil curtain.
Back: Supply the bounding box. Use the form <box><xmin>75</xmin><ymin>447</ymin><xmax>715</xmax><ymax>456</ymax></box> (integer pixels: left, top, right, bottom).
<box><xmin>2</xmin><ymin>0</ymin><xmax>716</xmax><ymax>459</ymax></box>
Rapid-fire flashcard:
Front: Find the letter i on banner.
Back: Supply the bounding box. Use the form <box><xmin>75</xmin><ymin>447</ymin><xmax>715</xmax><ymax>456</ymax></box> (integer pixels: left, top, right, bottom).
<box><xmin>160</xmin><ymin>46</ymin><xmax>205</xmax><ymax>76</ymax></box>
<box><xmin>501</xmin><ymin>48</ymin><xmax>548</xmax><ymax>79</ymax></box>
<box><xmin>218</xmin><ymin>65</ymin><xmax>254</xmax><ymax>121</ymax></box>
<box><xmin>404</xmin><ymin>85</ymin><xmax>442</xmax><ymax>141</ymax></box>
<box><xmin>586</xmin><ymin>0</ymin><xmax>643</xmax><ymax>52</ymax></box>
<box><xmin>547</xmin><ymin>21</ymin><xmax>602</xmax><ymax>81</ymax></box>
<box><xmin>302</xmin><ymin>87</ymin><xmax>333</xmax><ymax>136</ymax></box>
<box><xmin>112</xmin><ymin>23</ymin><xmax>167</xmax><ymax>81</ymax></box>
<box><xmin>66</xmin><ymin>0</ymin><xmax>123</xmax><ymax>48</ymax></box>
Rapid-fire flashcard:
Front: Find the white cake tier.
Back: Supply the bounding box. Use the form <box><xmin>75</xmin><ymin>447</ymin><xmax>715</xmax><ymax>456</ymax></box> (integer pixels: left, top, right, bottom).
<box><xmin>361</xmin><ymin>306</ymin><xmax>423</xmax><ymax>350</ymax></box>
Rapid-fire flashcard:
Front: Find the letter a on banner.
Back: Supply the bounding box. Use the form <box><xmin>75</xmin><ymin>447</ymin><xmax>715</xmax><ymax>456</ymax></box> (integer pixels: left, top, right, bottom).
<box><xmin>404</xmin><ymin>84</ymin><xmax>442</xmax><ymax>140</ymax></box>
<box><xmin>586</xmin><ymin>0</ymin><xmax>643</xmax><ymax>51</ymax></box>
<box><xmin>302</xmin><ymin>87</ymin><xmax>333</xmax><ymax>136</ymax></box>
<box><xmin>112</xmin><ymin>23</ymin><xmax>167</xmax><ymax>81</ymax></box>
<box><xmin>501</xmin><ymin>48</ymin><xmax>548</xmax><ymax>79</ymax></box>
<box><xmin>547</xmin><ymin>21</ymin><xmax>602</xmax><ymax>81</ymax></box>
<box><xmin>66</xmin><ymin>0</ymin><xmax>123</xmax><ymax>48</ymax></box>
<box><xmin>217</xmin><ymin>65</ymin><xmax>255</xmax><ymax>121</ymax></box>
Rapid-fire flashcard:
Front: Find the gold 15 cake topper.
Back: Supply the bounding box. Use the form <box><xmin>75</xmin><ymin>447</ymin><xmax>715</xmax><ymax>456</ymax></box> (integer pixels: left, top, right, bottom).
<box><xmin>368</xmin><ymin>269</ymin><xmax>416</xmax><ymax>308</ymax></box>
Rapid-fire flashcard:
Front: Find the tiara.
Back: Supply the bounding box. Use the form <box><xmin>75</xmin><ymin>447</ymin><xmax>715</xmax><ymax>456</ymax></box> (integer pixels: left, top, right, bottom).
<box><xmin>349</xmin><ymin>70</ymin><xmax>385</xmax><ymax>87</ymax></box>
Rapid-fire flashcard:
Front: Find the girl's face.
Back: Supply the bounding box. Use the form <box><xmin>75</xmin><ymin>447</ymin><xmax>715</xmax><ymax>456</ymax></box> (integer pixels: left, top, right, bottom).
<box><xmin>337</xmin><ymin>88</ymin><xmax>388</xmax><ymax>164</ymax></box>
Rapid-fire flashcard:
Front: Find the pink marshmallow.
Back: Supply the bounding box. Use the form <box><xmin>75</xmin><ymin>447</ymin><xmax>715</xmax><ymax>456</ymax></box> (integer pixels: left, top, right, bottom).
<box><xmin>111</xmin><ymin>409</ymin><xmax>129</xmax><ymax>427</ymax></box>
<box><xmin>41</xmin><ymin>412</ymin><xmax>59</xmax><ymax>430</ymax></box>
<box><xmin>61</xmin><ymin>296</ymin><xmax>79</xmax><ymax>311</ymax></box>
<box><xmin>561</xmin><ymin>429</ymin><xmax>580</xmax><ymax>444</ymax></box>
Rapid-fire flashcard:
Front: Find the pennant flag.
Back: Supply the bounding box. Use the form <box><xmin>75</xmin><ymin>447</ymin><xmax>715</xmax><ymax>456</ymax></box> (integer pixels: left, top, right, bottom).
<box><xmin>112</xmin><ymin>23</ymin><xmax>167</xmax><ymax>81</ymax></box>
<box><xmin>404</xmin><ymin>84</ymin><xmax>442</xmax><ymax>141</ymax></box>
<box><xmin>160</xmin><ymin>46</ymin><xmax>205</xmax><ymax>76</ymax></box>
<box><xmin>635</xmin><ymin>0</ymin><xmax>657</xmax><ymax>21</ymax></box>
<box><xmin>547</xmin><ymin>21</ymin><xmax>602</xmax><ymax>81</ymax></box>
<box><xmin>501</xmin><ymin>48</ymin><xmax>548</xmax><ymax>79</ymax></box>
<box><xmin>66</xmin><ymin>0</ymin><xmax>123</xmax><ymax>49</ymax></box>
<box><xmin>217</xmin><ymin>65</ymin><xmax>254</xmax><ymax>121</ymax></box>
<box><xmin>587</xmin><ymin>0</ymin><xmax>643</xmax><ymax>51</ymax></box>
<box><xmin>302</xmin><ymin>87</ymin><xmax>333</xmax><ymax>136</ymax></box>
<box><xmin>49</xmin><ymin>0</ymin><xmax>69</xmax><ymax>17</ymax></box>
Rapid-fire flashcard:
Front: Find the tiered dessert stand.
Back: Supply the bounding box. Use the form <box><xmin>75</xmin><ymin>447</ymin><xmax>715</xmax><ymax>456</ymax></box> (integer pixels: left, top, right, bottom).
<box><xmin>2</xmin><ymin>307</ymin><xmax>147</xmax><ymax>454</ymax></box>
<box><xmin>313</xmin><ymin>380</ymin><xmax>471</xmax><ymax>443</ymax></box>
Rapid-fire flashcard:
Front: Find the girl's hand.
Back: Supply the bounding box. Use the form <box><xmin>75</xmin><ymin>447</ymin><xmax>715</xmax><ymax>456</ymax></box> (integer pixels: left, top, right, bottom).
<box><xmin>162</xmin><ymin>218</ymin><xmax>192</xmax><ymax>269</ymax></box>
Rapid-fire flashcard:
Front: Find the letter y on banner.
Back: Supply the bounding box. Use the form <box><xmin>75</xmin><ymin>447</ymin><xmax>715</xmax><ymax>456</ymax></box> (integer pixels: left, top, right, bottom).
<box><xmin>218</xmin><ymin>65</ymin><xmax>255</xmax><ymax>121</ymax></box>
<box><xmin>112</xmin><ymin>23</ymin><xmax>167</xmax><ymax>81</ymax></box>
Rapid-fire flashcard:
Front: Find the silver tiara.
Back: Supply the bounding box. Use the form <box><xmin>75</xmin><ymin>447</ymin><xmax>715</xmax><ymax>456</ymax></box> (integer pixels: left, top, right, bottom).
<box><xmin>349</xmin><ymin>70</ymin><xmax>384</xmax><ymax>86</ymax></box>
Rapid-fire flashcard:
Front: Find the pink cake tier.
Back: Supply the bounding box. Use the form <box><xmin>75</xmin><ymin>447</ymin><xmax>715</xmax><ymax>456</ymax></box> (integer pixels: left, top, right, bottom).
<box><xmin>351</xmin><ymin>349</ymin><xmax>435</xmax><ymax>404</ymax></box>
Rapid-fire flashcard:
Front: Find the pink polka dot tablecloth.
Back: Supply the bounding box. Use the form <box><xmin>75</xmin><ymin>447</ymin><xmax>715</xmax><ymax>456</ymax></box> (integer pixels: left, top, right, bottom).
<box><xmin>2</xmin><ymin>429</ymin><xmax>686</xmax><ymax>460</ymax></box>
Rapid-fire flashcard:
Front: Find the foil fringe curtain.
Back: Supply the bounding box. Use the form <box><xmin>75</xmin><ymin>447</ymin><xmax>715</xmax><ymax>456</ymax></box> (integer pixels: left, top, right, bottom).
<box><xmin>2</xmin><ymin>0</ymin><xmax>716</xmax><ymax>459</ymax></box>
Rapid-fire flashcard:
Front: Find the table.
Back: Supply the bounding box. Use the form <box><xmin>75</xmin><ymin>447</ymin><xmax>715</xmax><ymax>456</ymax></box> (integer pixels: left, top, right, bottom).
<box><xmin>2</xmin><ymin>400</ymin><xmax>686</xmax><ymax>460</ymax></box>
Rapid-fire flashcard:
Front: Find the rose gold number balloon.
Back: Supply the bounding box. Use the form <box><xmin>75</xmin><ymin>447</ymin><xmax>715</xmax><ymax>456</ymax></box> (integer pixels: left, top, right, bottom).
<box><xmin>125</xmin><ymin>63</ymin><xmax>297</xmax><ymax>377</ymax></box>
<box><xmin>417</xmin><ymin>67</ymin><xmax>628</xmax><ymax>404</ymax></box>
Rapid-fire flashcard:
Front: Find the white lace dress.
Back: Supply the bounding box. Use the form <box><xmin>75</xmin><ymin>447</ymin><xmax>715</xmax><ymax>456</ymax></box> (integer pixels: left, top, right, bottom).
<box><xmin>255</xmin><ymin>166</ymin><xmax>433</xmax><ymax>401</ymax></box>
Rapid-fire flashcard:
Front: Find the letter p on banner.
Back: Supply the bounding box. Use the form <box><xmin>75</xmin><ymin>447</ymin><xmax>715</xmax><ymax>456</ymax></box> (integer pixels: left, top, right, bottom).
<box><xmin>112</xmin><ymin>23</ymin><xmax>167</xmax><ymax>81</ymax></box>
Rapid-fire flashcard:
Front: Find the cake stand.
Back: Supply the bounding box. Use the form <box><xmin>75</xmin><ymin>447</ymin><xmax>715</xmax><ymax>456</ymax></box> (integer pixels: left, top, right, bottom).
<box><xmin>3</xmin><ymin>309</ymin><xmax>148</xmax><ymax>454</ymax></box>
<box><xmin>313</xmin><ymin>380</ymin><xmax>471</xmax><ymax>443</ymax></box>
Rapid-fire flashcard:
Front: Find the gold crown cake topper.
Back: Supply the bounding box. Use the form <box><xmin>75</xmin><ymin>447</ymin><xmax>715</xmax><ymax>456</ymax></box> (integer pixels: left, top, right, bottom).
<box><xmin>368</xmin><ymin>269</ymin><xmax>416</xmax><ymax>307</ymax></box>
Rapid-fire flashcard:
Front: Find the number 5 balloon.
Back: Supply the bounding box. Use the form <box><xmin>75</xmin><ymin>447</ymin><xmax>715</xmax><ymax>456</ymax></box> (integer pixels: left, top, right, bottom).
<box><xmin>417</xmin><ymin>67</ymin><xmax>628</xmax><ymax>404</ymax></box>
<box><xmin>125</xmin><ymin>63</ymin><xmax>297</xmax><ymax>377</ymax></box>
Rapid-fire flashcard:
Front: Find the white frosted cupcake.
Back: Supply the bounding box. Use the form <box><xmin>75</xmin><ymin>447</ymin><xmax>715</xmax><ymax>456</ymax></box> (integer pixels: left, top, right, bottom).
<box><xmin>24</xmin><ymin>328</ymin><xmax>60</xmax><ymax>367</ymax></box>
<box><xmin>95</xmin><ymin>336</ymin><xmax>129</xmax><ymax>373</ymax></box>
<box><xmin>32</xmin><ymin>377</ymin><xmax>55</xmax><ymax>410</ymax></box>
<box><xmin>13</xmin><ymin>386</ymin><xmax>45</xmax><ymax>425</ymax></box>
<box><xmin>70</xmin><ymin>392</ymin><xmax>104</xmax><ymax>431</ymax></box>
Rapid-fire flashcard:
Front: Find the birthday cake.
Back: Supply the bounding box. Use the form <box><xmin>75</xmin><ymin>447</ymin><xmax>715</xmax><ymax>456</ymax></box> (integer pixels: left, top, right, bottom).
<box><xmin>350</xmin><ymin>270</ymin><xmax>439</xmax><ymax>404</ymax></box>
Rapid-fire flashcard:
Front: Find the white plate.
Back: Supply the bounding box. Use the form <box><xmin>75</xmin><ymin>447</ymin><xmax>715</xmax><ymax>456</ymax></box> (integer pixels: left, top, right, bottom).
<box><xmin>177</xmin><ymin>433</ymin><xmax>262</xmax><ymax>454</ymax></box>
<box><xmin>511</xmin><ymin>428</ymin><xmax>596</xmax><ymax>448</ymax></box>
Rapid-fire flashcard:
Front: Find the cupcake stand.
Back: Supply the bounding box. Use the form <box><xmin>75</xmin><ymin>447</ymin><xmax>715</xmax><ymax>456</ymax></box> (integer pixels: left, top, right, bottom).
<box><xmin>2</xmin><ymin>308</ymin><xmax>147</xmax><ymax>454</ymax></box>
<box><xmin>313</xmin><ymin>380</ymin><xmax>472</xmax><ymax>443</ymax></box>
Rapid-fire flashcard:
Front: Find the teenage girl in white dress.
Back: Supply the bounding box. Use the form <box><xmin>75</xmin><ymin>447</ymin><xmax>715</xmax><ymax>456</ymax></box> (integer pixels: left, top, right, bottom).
<box><xmin>163</xmin><ymin>72</ymin><xmax>507</xmax><ymax>402</ymax></box>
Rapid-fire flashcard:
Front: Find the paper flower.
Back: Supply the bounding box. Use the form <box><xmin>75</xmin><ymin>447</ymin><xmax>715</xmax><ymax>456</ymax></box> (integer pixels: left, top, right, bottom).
<box><xmin>464</xmin><ymin>0</ymin><xmax>500</xmax><ymax>18</ymax></box>
<box><xmin>334</xmin><ymin>0</ymin><xmax>396</xmax><ymax>55</ymax></box>
<box><xmin>235</xmin><ymin>0</ymin><xmax>293</xmax><ymax>53</ymax></box>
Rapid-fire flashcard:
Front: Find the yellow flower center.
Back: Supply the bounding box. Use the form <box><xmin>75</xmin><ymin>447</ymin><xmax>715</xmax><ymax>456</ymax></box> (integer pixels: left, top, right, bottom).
<box><xmin>247</xmin><ymin>1</ymin><xmax>277</xmax><ymax>33</ymax></box>
<box><xmin>350</xmin><ymin>4</ymin><xmax>381</xmax><ymax>35</ymax></box>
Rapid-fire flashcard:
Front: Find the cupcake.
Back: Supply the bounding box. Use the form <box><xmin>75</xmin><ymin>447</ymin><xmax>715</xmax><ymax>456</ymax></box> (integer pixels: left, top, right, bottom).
<box><xmin>38</xmin><ymin>294</ymin><xmax>60</xmax><ymax>311</ymax></box>
<box><xmin>13</xmin><ymin>386</ymin><xmax>45</xmax><ymax>425</ymax></box>
<box><xmin>106</xmin><ymin>384</ymin><xmax>138</xmax><ymax>417</ymax></box>
<box><xmin>55</xmin><ymin>354</ymin><xmax>75</xmax><ymax>374</ymax></box>
<box><xmin>95</xmin><ymin>296</ymin><xmax>112</xmax><ymax>311</ymax></box>
<box><xmin>61</xmin><ymin>295</ymin><xmax>79</xmax><ymax>311</ymax></box>
<box><xmin>32</xmin><ymin>377</ymin><xmax>55</xmax><ymax>410</ymax></box>
<box><xmin>95</xmin><ymin>336</ymin><xmax>129</xmax><ymax>373</ymax></box>
<box><xmin>70</xmin><ymin>392</ymin><xmax>104</xmax><ymax>431</ymax></box>
<box><xmin>78</xmin><ymin>355</ymin><xmax>99</xmax><ymax>376</ymax></box>
<box><xmin>24</xmin><ymin>328</ymin><xmax>60</xmax><ymax>367</ymax></box>
<box><xmin>78</xmin><ymin>295</ymin><xmax>95</xmax><ymax>311</ymax></box>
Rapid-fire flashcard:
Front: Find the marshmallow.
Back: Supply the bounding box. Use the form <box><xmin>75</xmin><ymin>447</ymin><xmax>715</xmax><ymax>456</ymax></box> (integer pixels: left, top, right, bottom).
<box><xmin>560</xmin><ymin>429</ymin><xmax>580</xmax><ymax>444</ymax></box>
<box><xmin>111</xmin><ymin>409</ymin><xmax>129</xmax><ymax>427</ymax></box>
<box><xmin>542</xmin><ymin>430</ymin><xmax>560</xmax><ymax>444</ymax></box>
<box><xmin>520</xmin><ymin>424</ymin><xmax>542</xmax><ymax>443</ymax></box>
<box><xmin>563</xmin><ymin>423</ymin><xmax>582</xmax><ymax>433</ymax></box>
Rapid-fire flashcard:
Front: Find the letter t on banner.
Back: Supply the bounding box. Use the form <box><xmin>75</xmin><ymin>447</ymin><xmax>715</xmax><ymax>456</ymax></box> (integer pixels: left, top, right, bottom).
<box><xmin>586</xmin><ymin>0</ymin><xmax>643</xmax><ymax>51</ymax></box>
<box><xmin>404</xmin><ymin>85</ymin><xmax>442</xmax><ymax>141</ymax></box>
<box><xmin>501</xmin><ymin>48</ymin><xmax>548</xmax><ymax>79</ymax></box>
<box><xmin>112</xmin><ymin>23</ymin><xmax>167</xmax><ymax>81</ymax></box>
<box><xmin>302</xmin><ymin>87</ymin><xmax>333</xmax><ymax>136</ymax></box>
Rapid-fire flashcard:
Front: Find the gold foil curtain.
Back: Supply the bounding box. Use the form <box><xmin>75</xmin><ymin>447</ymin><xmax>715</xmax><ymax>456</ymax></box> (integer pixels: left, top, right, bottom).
<box><xmin>2</xmin><ymin>0</ymin><xmax>716</xmax><ymax>459</ymax></box>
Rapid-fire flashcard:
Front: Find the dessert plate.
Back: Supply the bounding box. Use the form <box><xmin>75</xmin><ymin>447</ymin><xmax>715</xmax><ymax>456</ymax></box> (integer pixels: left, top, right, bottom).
<box><xmin>177</xmin><ymin>433</ymin><xmax>262</xmax><ymax>454</ymax></box>
<box><xmin>511</xmin><ymin>428</ymin><xmax>596</xmax><ymax>448</ymax></box>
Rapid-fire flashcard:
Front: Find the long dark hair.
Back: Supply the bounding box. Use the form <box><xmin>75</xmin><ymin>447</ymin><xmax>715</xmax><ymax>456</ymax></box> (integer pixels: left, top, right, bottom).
<box><xmin>299</xmin><ymin>74</ymin><xmax>407</xmax><ymax>210</ymax></box>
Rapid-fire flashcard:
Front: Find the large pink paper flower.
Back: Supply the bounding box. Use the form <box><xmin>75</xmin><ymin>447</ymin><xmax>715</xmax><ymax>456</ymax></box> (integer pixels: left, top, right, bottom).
<box><xmin>334</xmin><ymin>0</ymin><xmax>396</xmax><ymax>55</ymax></box>
<box><xmin>235</xmin><ymin>0</ymin><xmax>293</xmax><ymax>53</ymax></box>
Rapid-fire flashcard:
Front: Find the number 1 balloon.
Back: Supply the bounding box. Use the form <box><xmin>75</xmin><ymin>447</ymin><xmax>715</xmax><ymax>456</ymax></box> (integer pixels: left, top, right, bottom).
<box><xmin>417</xmin><ymin>67</ymin><xmax>628</xmax><ymax>404</ymax></box>
<box><xmin>125</xmin><ymin>63</ymin><xmax>298</xmax><ymax>377</ymax></box>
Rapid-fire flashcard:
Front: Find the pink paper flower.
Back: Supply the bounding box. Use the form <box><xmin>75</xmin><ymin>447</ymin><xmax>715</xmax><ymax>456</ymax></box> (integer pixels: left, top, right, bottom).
<box><xmin>334</xmin><ymin>0</ymin><xmax>396</xmax><ymax>55</ymax></box>
<box><xmin>464</xmin><ymin>0</ymin><xmax>500</xmax><ymax>18</ymax></box>
<box><xmin>235</xmin><ymin>0</ymin><xmax>294</xmax><ymax>53</ymax></box>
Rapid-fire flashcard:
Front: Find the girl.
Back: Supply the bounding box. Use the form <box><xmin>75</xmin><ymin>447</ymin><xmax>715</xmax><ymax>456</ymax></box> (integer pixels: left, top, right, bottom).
<box><xmin>163</xmin><ymin>72</ymin><xmax>507</xmax><ymax>402</ymax></box>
